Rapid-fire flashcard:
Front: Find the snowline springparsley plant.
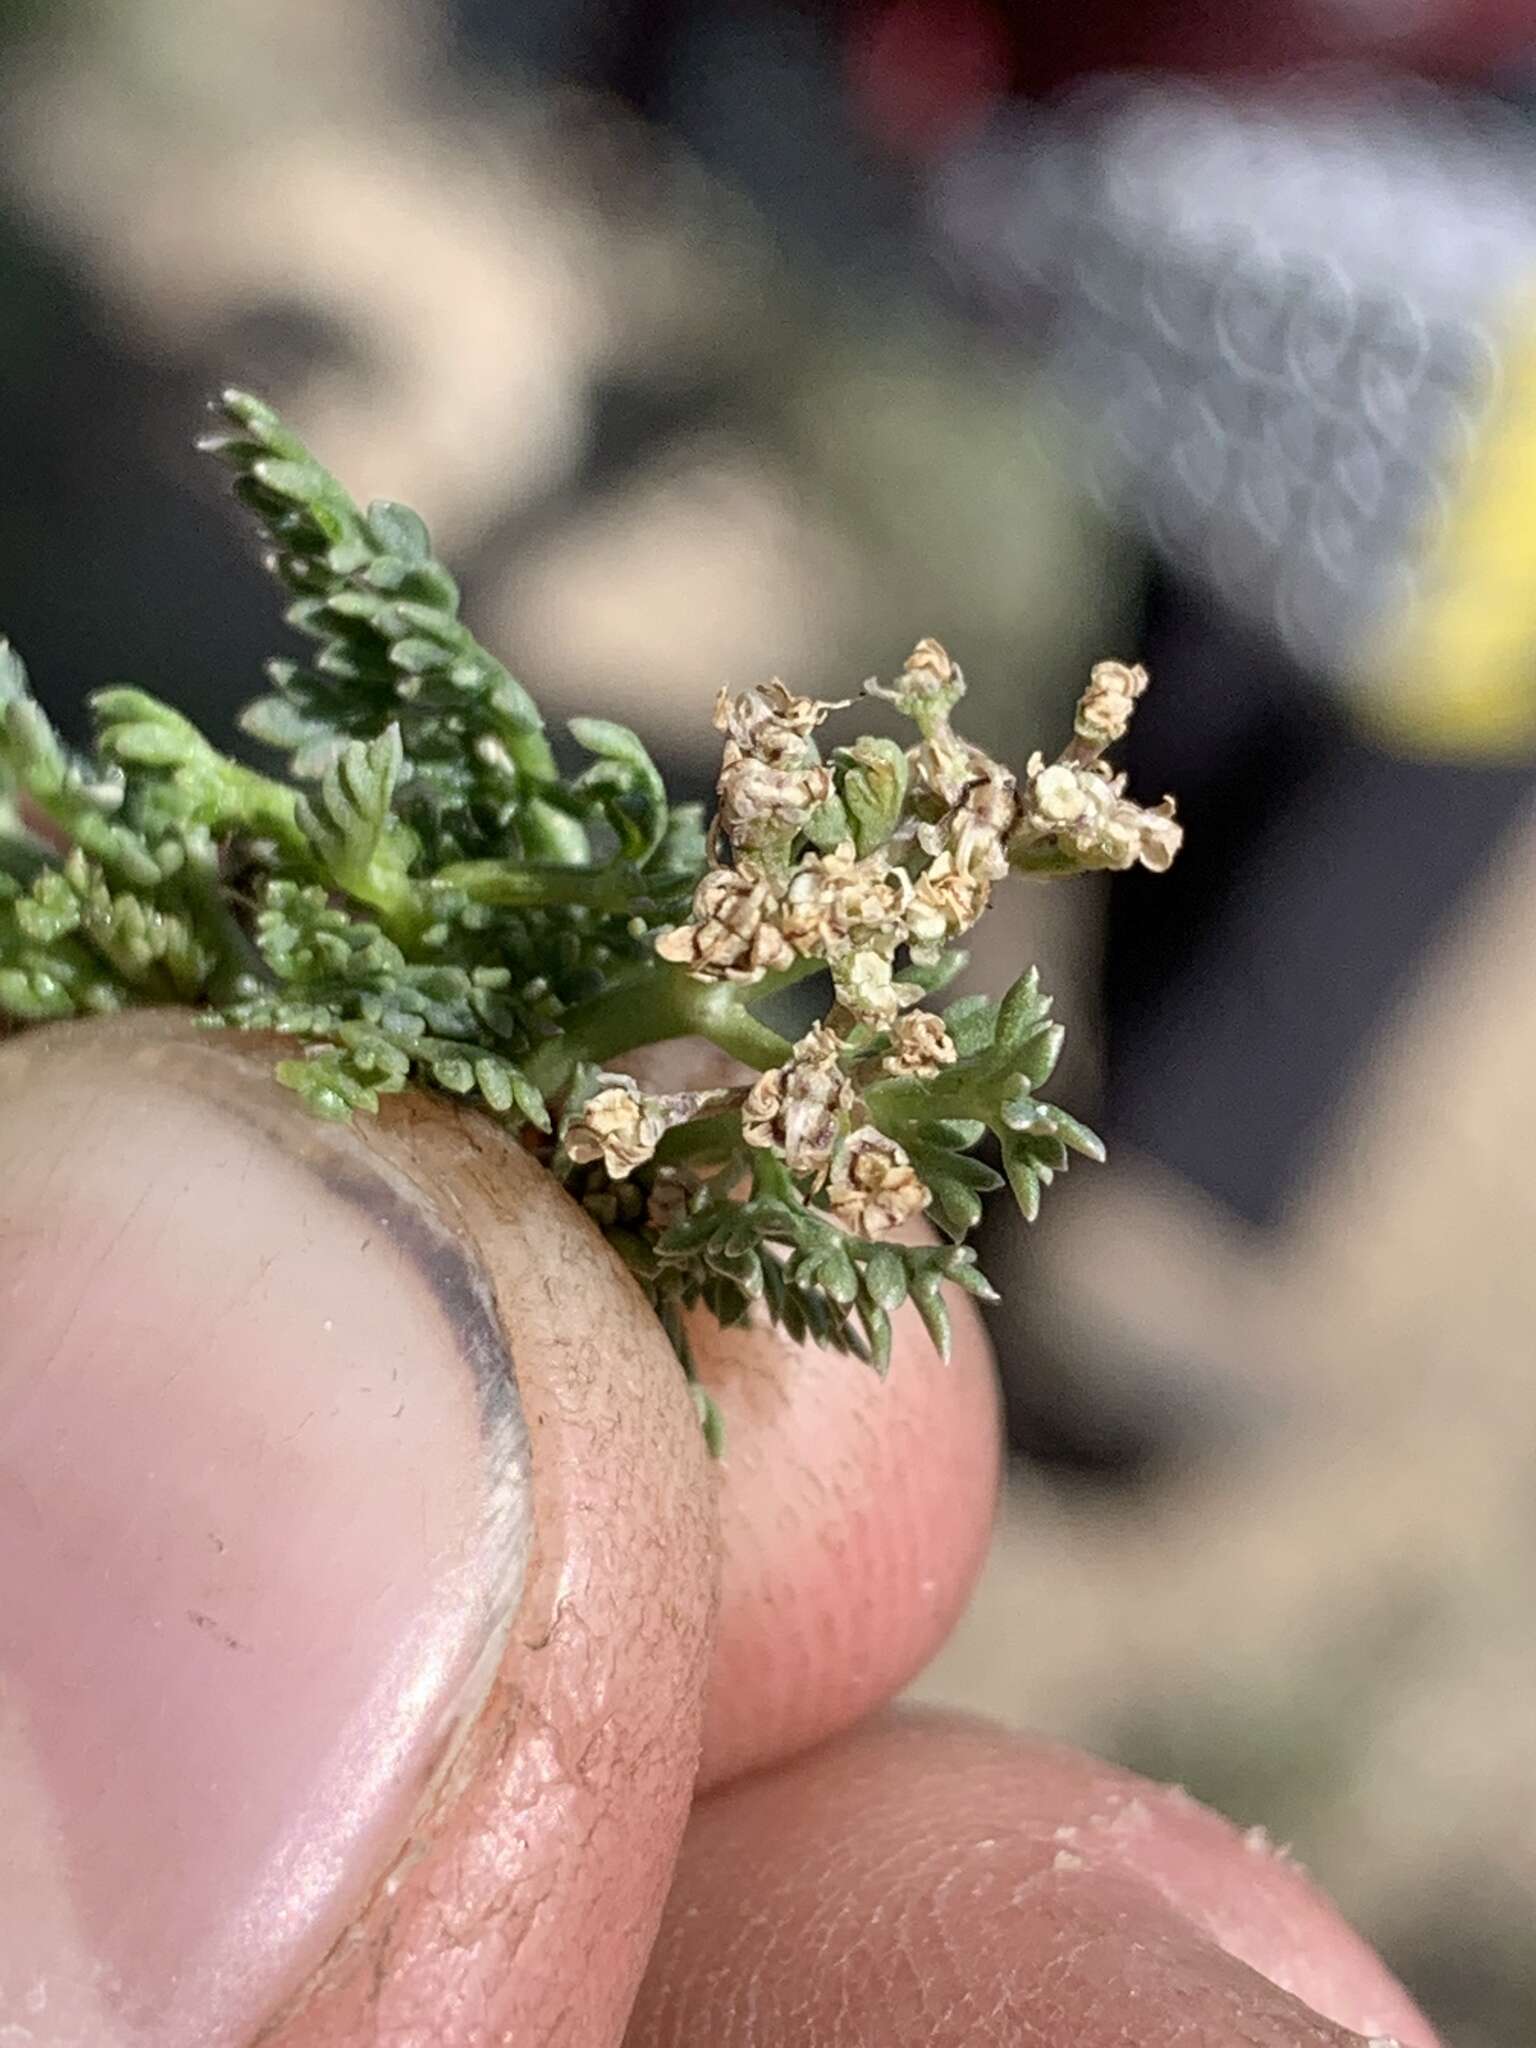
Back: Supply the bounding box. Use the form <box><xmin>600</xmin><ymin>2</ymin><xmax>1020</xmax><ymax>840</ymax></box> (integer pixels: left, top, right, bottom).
<box><xmin>0</xmin><ymin>392</ymin><xmax>1181</xmax><ymax>1445</ymax></box>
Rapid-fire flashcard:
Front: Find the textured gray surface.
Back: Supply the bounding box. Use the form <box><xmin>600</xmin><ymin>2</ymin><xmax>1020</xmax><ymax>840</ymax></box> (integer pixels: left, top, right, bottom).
<box><xmin>934</xmin><ymin>80</ymin><xmax>1536</xmax><ymax>690</ymax></box>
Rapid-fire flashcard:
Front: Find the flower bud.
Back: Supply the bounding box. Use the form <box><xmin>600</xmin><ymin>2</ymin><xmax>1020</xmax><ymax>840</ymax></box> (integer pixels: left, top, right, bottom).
<box><xmin>836</xmin><ymin>736</ymin><xmax>909</xmax><ymax>856</ymax></box>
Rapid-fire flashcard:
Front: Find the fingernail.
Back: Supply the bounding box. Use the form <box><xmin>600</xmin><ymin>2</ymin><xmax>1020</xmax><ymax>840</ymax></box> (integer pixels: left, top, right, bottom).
<box><xmin>0</xmin><ymin>1026</ymin><xmax>532</xmax><ymax>2046</ymax></box>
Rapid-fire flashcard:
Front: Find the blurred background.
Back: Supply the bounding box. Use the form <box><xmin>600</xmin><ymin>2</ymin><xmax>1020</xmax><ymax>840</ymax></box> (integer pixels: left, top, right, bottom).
<box><xmin>3</xmin><ymin>0</ymin><xmax>1535</xmax><ymax>2038</ymax></box>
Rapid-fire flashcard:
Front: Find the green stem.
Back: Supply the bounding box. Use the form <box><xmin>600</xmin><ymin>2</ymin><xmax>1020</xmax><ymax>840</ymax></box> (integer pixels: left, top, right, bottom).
<box><xmin>693</xmin><ymin>994</ymin><xmax>794</xmax><ymax>1070</ymax></box>
<box><xmin>523</xmin><ymin>963</ymin><xmax>707</xmax><ymax>1095</ymax></box>
<box><xmin>1007</xmin><ymin>840</ymin><xmax>1090</xmax><ymax>877</ymax></box>
<box><xmin>220</xmin><ymin>762</ymin><xmax>311</xmax><ymax>865</ymax></box>
<box><xmin>747</xmin><ymin>1148</ymin><xmax>799</xmax><ymax>1205</ymax></box>
<box><xmin>434</xmin><ymin>858</ymin><xmax>696</xmax><ymax>915</ymax></box>
<box><xmin>326</xmin><ymin>862</ymin><xmax>430</xmax><ymax>951</ymax></box>
<box><xmin>865</xmin><ymin>1069</ymin><xmax>981</xmax><ymax>1125</ymax></box>
<box><xmin>178</xmin><ymin>857</ymin><xmax>270</xmax><ymax>1005</ymax></box>
<box><xmin>523</xmin><ymin>958</ymin><xmax>816</xmax><ymax>1098</ymax></box>
<box><xmin>652</xmin><ymin>1111</ymin><xmax>744</xmax><ymax>1168</ymax></box>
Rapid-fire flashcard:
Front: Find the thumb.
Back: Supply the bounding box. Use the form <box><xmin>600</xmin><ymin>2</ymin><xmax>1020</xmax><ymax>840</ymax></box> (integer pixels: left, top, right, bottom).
<box><xmin>0</xmin><ymin>1011</ymin><xmax>716</xmax><ymax>2047</ymax></box>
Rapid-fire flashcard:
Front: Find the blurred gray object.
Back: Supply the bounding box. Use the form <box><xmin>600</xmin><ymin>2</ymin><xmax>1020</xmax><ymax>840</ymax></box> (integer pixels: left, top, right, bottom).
<box><xmin>930</xmin><ymin>76</ymin><xmax>1536</xmax><ymax>700</ymax></box>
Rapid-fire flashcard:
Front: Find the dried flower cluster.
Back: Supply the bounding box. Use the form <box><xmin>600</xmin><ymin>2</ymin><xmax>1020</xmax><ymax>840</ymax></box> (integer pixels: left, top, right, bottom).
<box><xmin>826</xmin><ymin>1128</ymin><xmax>928</xmax><ymax>1236</ymax></box>
<box><xmin>620</xmin><ymin>639</ymin><xmax>1179</xmax><ymax>1234</ymax></box>
<box><xmin>1074</xmin><ymin>658</ymin><xmax>1147</xmax><ymax>746</ymax></box>
<box><xmin>565</xmin><ymin>1079</ymin><xmax>673</xmax><ymax>1178</ymax></box>
<box><xmin>710</xmin><ymin>680</ymin><xmax>843</xmax><ymax>859</ymax></box>
<box><xmin>742</xmin><ymin>1023</ymin><xmax>851</xmax><ymax>1181</ymax></box>
<box><xmin>565</xmin><ymin>1079</ymin><xmax>737</xmax><ymax>1181</ymax></box>
<box><xmin>1016</xmin><ymin>757</ymin><xmax>1182</xmax><ymax>874</ymax></box>
<box><xmin>653</xmin><ymin>865</ymin><xmax>793</xmax><ymax>983</ymax></box>
<box><xmin>1013</xmin><ymin>661</ymin><xmax>1182</xmax><ymax>875</ymax></box>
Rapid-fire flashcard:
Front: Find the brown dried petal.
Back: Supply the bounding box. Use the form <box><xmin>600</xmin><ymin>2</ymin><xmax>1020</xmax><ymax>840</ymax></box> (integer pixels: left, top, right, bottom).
<box><xmin>902</xmin><ymin>637</ymin><xmax>960</xmax><ymax>693</ymax></box>
<box><xmin>1133</xmin><ymin>798</ymin><xmax>1183</xmax><ymax>873</ymax></box>
<box><xmin>565</xmin><ymin>1084</ymin><xmax>666</xmax><ymax>1179</ymax></box>
<box><xmin>740</xmin><ymin>1068</ymin><xmax>785</xmax><ymax>1151</ymax></box>
<box><xmin>908</xmin><ymin>852</ymin><xmax>992</xmax><ymax>948</ymax></box>
<box><xmin>868</xmin><ymin>636</ymin><xmax>967</xmax><ymax>724</ymax></box>
<box><xmin>779</xmin><ymin>842</ymin><xmax>908</xmax><ymax>958</ymax></box>
<box><xmin>718</xmin><ymin>753</ymin><xmax>832</xmax><ymax>849</ymax></box>
<box><xmin>714</xmin><ymin>679</ymin><xmax>841</xmax><ymax>750</ymax></box>
<box><xmin>882</xmin><ymin>1010</ymin><xmax>957</xmax><ymax>1078</ymax></box>
<box><xmin>741</xmin><ymin>1022</ymin><xmax>854</xmax><ymax>1181</ymax></box>
<box><xmin>1015</xmin><ymin>759</ymin><xmax>1182</xmax><ymax>876</ymax></box>
<box><xmin>959</xmin><ymin>753</ymin><xmax>1018</xmax><ymax>839</ymax></box>
<box><xmin>909</xmin><ymin>743</ymin><xmax>1014</xmax><ymax>888</ymax></box>
<box><xmin>909</xmin><ymin>733</ymin><xmax>973</xmax><ymax>810</ymax></box>
<box><xmin>1076</xmin><ymin>660</ymin><xmax>1149</xmax><ymax>747</ymax></box>
<box><xmin>826</xmin><ymin>1128</ymin><xmax>929</xmax><ymax>1237</ymax></box>
<box><xmin>655</xmin><ymin>867</ymin><xmax>795</xmax><ymax>985</ymax></box>
<box><xmin>568</xmin><ymin>1082</ymin><xmax>736</xmax><ymax>1182</ymax></box>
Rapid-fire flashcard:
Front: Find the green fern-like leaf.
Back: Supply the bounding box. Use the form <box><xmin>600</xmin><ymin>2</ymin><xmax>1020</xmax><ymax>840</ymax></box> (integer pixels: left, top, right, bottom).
<box><xmin>202</xmin><ymin>390</ymin><xmax>582</xmax><ymax>865</ymax></box>
<box><xmin>867</xmin><ymin>968</ymin><xmax>1103</xmax><ymax>1232</ymax></box>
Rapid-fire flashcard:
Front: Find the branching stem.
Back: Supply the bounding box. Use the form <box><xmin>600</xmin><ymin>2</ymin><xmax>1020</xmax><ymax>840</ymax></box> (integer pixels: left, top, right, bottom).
<box><xmin>435</xmin><ymin>859</ymin><xmax>696</xmax><ymax>915</ymax></box>
<box><xmin>523</xmin><ymin>958</ymin><xmax>814</xmax><ymax>1098</ymax></box>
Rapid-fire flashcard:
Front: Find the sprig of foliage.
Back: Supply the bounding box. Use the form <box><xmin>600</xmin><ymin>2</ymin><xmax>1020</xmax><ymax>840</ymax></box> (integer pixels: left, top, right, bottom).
<box><xmin>867</xmin><ymin>968</ymin><xmax>1105</xmax><ymax>1232</ymax></box>
<box><xmin>203</xmin><ymin>392</ymin><xmax>572</xmax><ymax>853</ymax></box>
<box><xmin>0</xmin><ymin>392</ymin><xmax>1182</xmax><ymax>1435</ymax></box>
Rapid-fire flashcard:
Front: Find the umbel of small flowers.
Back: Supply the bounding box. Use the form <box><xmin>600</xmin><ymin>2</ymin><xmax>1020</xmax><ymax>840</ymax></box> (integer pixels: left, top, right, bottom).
<box><xmin>565</xmin><ymin>640</ymin><xmax>1181</xmax><ymax>1240</ymax></box>
<box><xmin>0</xmin><ymin>392</ymin><xmax>1183</xmax><ymax>1393</ymax></box>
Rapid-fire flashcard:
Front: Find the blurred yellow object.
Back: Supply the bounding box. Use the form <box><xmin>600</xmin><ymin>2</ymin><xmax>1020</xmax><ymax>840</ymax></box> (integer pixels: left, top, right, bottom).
<box><xmin>1357</xmin><ymin>295</ymin><xmax>1536</xmax><ymax>762</ymax></box>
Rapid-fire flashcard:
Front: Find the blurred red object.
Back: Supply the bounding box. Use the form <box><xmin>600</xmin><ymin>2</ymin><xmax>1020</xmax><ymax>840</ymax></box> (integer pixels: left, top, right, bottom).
<box><xmin>845</xmin><ymin>0</ymin><xmax>1535</xmax><ymax>115</ymax></box>
<box><xmin>999</xmin><ymin>0</ymin><xmax>1536</xmax><ymax>86</ymax></box>
<box><xmin>845</xmin><ymin>0</ymin><xmax>1012</xmax><ymax>159</ymax></box>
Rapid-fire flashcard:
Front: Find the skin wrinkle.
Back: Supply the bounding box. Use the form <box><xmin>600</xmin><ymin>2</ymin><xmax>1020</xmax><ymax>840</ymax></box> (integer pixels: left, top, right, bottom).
<box><xmin>626</xmin><ymin>1715</ymin><xmax>1430</xmax><ymax>2048</ymax></box>
<box><xmin>1103</xmin><ymin>1794</ymin><xmax>1324</xmax><ymax>2006</ymax></box>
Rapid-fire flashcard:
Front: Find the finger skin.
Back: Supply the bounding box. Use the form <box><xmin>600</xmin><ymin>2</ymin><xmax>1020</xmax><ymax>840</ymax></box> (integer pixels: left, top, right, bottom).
<box><xmin>627</xmin><ymin>1711</ymin><xmax>1437</xmax><ymax>2048</ymax></box>
<box><xmin>270</xmin><ymin>1058</ymin><xmax>717</xmax><ymax>2048</ymax></box>
<box><xmin>693</xmin><ymin>1288</ymin><xmax>1001</xmax><ymax>1790</ymax></box>
<box><xmin>0</xmin><ymin>1013</ymin><xmax>717</xmax><ymax>2048</ymax></box>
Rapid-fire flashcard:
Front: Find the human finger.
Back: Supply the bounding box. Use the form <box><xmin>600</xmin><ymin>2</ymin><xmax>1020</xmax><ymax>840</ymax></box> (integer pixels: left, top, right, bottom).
<box><xmin>691</xmin><ymin>1280</ymin><xmax>1000</xmax><ymax>1789</ymax></box>
<box><xmin>627</xmin><ymin>1709</ymin><xmax>1435</xmax><ymax>2048</ymax></box>
<box><xmin>0</xmin><ymin>1011</ymin><xmax>716</xmax><ymax>2048</ymax></box>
